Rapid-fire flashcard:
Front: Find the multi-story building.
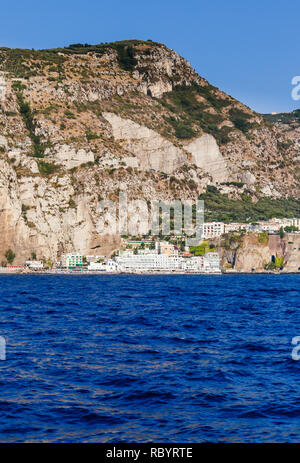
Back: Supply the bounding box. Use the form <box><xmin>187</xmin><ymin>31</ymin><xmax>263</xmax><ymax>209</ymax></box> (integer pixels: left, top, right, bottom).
<box><xmin>183</xmin><ymin>253</ymin><xmax>221</xmax><ymax>273</ymax></box>
<box><xmin>292</xmin><ymin>218</ymin><xmax>300</xmax><ymax>229</ymax></box>
<box><xmin>62</xmin><ymin>253</ymin><xmax>83</xmax><ymax>269</ymax></box>
<box><xmin>224</xmin><ymin>223</ymin><xmax>246</xmax><ymax>233</ymax></box>
<box><xmin>202</xmin><ymin>222</ymin><xmax>225</xmax><ymax>239</ymax></box>
<box><xmin>260</xmin><ymin>223</ymin><xmax>281</xmax><ymax>233</ymax></box>
<box><xmin>246</xmin><ymin>222</ymin><xmax>279</xmax><ymax>233</ymax></box>
<box><xmin>283</xmin><ymin>218</ymin><xmax>300</xmax><ymax>229</ymax></box>
<box><xmin>183</xmin><ymin>256</ymin><xmax>206</xmax><ymax>272</ymax></box>
<box><xmin>115</xmin><ymin>249</ymin><xmax>221</xmax><ymax>273</ymax></box>
<box><xmin>204</xmin><ymin>252</ymin><xmax>221</xmax><ymax>272</ymax></box>
<box><xmin>269</xmin><ymin>218</ymin><xmax>300</xmax><ymax>230</ymax></box>
<box><xmin>116</xmin><ymin>251</ymin><xmax>182</xmax><ymax>272</ymax></box>
<box><xmin>155</xmin><ymin>241</ymin><xmax>178</xmax><ymax>257</ymax></box>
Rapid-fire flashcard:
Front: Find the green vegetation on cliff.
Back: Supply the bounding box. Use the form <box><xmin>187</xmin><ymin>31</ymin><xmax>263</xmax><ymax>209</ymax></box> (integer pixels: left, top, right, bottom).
<box><xmin>5</xmin><ymin>249</ymin><xmax>15</xmax><ymax>264</ymax></box>
<box><xmin>161</xmin><ymin>84</ymin><xmax>231</xmax><ymax>143</ymax></box>
<box><xmin>160</xmin><ymin>84</ymin><xmax>258</xmax><ymax>143</ymax></box>
<box><xmin>265</xmin><ymin>255</ymin><xmax>284</xmax><ymax>270</ymax></box>
<box><xmin>264</xmin><ymin>109</ymin><xmax>300</xmax><ymax>124</ymax></box>
<box><xmin>190</xmin><ymin>241</ymin><xmax>211</xmax><ymax>255</ymax></box>
<box><xmin>13</xmin><ymin>83</ymin><xmax>46</xmax><ymax>158</ymax></box>
<box><xmin>199</xmin><ymin>186</ymin><xmax>300</xmax><ymax>222</ymax></box>
<box><xmin>0</xmin><ymin>40</ymin><xmax>156</xmax><ymax>78</ymax></box>
<box><xmin>44</xmin><ymin>39</ymin><xmax>159</xmax><ymax>55</ymax></box>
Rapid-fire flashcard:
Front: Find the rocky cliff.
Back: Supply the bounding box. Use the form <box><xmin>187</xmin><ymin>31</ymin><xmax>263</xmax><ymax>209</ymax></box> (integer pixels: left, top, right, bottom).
<box><xmin>0</xmin><ymin>40</ymin><xmax>299</xmax><ymax>263</ymax></box>
<box><xmin>219</xmin><ymin>232</ymin><xmax>300</xmax><ymax>272</ymax></box>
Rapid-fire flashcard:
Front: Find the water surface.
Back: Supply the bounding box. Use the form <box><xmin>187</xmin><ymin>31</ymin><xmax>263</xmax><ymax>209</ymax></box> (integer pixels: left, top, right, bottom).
<box><xmin>0</xmin><ymin>274</ymin><xmax>299</xmax><ymax>442</ymax></box>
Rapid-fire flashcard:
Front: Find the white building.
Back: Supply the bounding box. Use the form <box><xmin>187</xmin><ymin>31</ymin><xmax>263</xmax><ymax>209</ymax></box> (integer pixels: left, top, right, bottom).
<box><xmin>183</xmin><ymin>253</ymin><xmax>220</xmax><ymax>273</ymax></box>
<box><xmin>246</xmin><ymin>222</ymin><xmax>280</xmax><ymax>233</ymax></box>
<box><xmin>25</xmin><ymin>260</ymin><xmax>44</xmax><ymax>270</ymax></box>
<box><xmin>202</xmin><ymin>222</ymin><xmax>225</xmax><ymax>239</ymax></box>
<box><xmin>282</xmin><ymin>218</ymin><xmax>300</xmax><ymax>229</ymax></box>
<box><xmin>85</xmin><ymin>255</ymin><xmax>105</xmax><ymax>263</ymax></box>
<box><xmin>246</xmin><ymin>221</ymin><xmax>280</xmax><ymax>233</ymax></box>
<box><xmin>292</xmin><ymin>218</ymin><xmax>300</xmax><ymax>229</ymax></box>
<box><xmin>116</xmin><ymin>251</ymin><xmax>182</xmax><ymax>272</ymax></box>
<box><xmin>183</xmin><ymin>256</ymin><xmax>206</xmax><ymax>272</ymax></box>
<box><xmin>88</xmin><ymin>260</ymin><xmax>118</xmax><ymax>272</ymax></box>
<box><xmin>259</xmin><ymin>223</ymin><xmax>280</xmax><ymax>233</ymax></box>
<box><xmin>115</xmin><ymin>250</ymin><xmax>221</xmax><ymax>273</ymax></box>
<box><xmin>224</xmin><ymin>223</ymin><xmax>246</xmax><ymax>233</ymax></box>
<box><xmin>204</xmin><ymin>252</ymin><xmax>221</xmax><ymax>272</ymax></box>
<box><xmin>269</xmin><ymin>218</ymin><xmax>300</xmax><ymax>230</ymax></box>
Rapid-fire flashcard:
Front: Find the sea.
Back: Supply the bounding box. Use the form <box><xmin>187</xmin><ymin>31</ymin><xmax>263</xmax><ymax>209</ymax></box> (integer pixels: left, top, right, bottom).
<box><xmin>0</xmin><ymin>273</ymin><xmax>299</xmax><ymax>442</ymax></box>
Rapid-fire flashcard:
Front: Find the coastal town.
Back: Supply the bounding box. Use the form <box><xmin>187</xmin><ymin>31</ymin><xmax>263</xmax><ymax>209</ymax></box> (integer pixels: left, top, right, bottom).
<box><xmin>1</xmin><ymin>216</ymin><xmax>300</xmax><ymax>274</ymax></box>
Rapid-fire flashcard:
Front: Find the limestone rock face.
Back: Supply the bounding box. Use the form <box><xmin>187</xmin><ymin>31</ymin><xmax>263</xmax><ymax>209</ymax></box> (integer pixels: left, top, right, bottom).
<box><xmin>139</xmin><ymin>81</ymin><xmax>172</xmax><ymax>99</ymax></box>
<box><xmin>0</xmin><ymin>75</ymin><xmax>6</xmax><ymax>101</ymax></box>
<box><xmin>0</xmin><ymin>136</ymin><xmax>8</xmax><ymax>150</ymax></box>
<box><xmin>260</xmin><ymin>184</ymin><xmax>281</xmax><ymax>198</ymax></box>
<box><xmin>123</xmin><ymin>157</ymin><xmax>139</xmax><ymax>168</ymax></box>
<box><xmin>47</xmin><ymin>145</ymin><xmax>95</xmax><ymax>169</ymax></box>
<box><xmin>222</xmin><ymin>233</ymin><xmax>300</xmax><ymax>272</ymax></box>
<box><xmin>103</xmin><ymin>112</ymin><xmax>188</xmax><ymax>173</ymax></box>
<box><xmin>234</xmin><ymin>234</ymin><xmax>270</xmax><ymax>272</ymax></box>
<box><xmin>278</xmin><ymin>234</ymin><xmax>300</xmax><ymax>272</ymax></box>
<box><xmin>238</xmin><ymin>170</ymin><xmax>256</xmax><ymax>185</ymax></box>
<box><xmin>185</xmin><ymin>134</ymin><xmax>228</xmax><ymax>182</ymax></box>
<box><xmin>135</xmin><ymin>45</ymin><xmax>201</xmax><ymax>98</ymax></box>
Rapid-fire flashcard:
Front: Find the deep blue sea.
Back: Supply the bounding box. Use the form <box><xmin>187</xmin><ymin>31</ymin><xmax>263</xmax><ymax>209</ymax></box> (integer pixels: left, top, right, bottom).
<box><xmin>0</xmin><ymin>274</ymin><xmax>299</xmax><ymax>442</ymax></box>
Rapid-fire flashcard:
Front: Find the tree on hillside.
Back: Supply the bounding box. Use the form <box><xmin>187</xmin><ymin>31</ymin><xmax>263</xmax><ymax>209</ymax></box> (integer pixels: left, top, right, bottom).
<box><xmin>5</xmin><ymin>249</ymin><xmax>15</xmax><ymax>265</ymax></box>
<box><xmin>280</xmin><ymin>227</ymin><xmax>285</xmax><ymax>239</ymax></box>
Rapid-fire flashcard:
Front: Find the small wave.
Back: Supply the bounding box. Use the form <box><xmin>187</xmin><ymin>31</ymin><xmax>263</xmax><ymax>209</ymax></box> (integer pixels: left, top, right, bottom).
<box><xmin>123</xmin><ymin>390</ymin><xmax>176</xmax><ymax>403</ymax></box>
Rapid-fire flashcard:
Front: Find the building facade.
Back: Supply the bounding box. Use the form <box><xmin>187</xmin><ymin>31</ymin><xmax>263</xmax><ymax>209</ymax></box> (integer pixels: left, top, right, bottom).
<box><xmin>155</xmin><ymin>241</ymin><xmax>178</xmax><ymax>257</ymax></box>
<box><xmin>183</xmin><ymin>253</ymin><xmax>220</xmax><ymax>273</ymax></box>
<box><xmin>224</xmin><ymin>223</ymin><xmax>246</xmax><ymax>233</ymax></box>
<box><xmin>88</xmin><ymin>260</ymin><xmax>118</xmax><ymax>272</ymax></box>
<box><xmin>62</xmin><ymin>253</ymin><xmax>83</xmax><ymax>269</ymax></box>
<box><xmin>25</xmin><ymin>260</ymin><xmax>44</xmax><ymax>270</ymax></box>
<box><xmin>116</xmin><ymin>251</ymin><xmax>182</xmax><ymax>271</ymax></box>
<box><xmin>115</xmin><ymin>250</ymin><xmax>221</xmax><ymax>273</ymax></box>
<box><xmin>202</xmin><ymin>222</ymin><xmax>225</xmax><ymax>239</ymax></box>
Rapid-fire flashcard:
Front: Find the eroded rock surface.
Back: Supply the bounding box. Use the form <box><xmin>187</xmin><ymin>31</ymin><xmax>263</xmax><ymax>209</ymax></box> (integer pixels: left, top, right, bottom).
<box><xmin>185</xmin><ymin>134</ymin><xmax>228</xmax><ymax>182</ymax></box>
<box><xmin>103</xmin><ymin>112</ymin><xmax>188</xmax><ymax>173</ymax></box>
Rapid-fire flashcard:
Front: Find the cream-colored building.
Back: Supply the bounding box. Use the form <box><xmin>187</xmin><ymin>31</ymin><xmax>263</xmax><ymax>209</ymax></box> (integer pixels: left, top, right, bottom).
<box><xmin>155</xmin><ymin>241</ymin><xmax>178</xmax><ymax>257</ymax></box>
<box><xmin>202</xmin><ymin>222</ymin><xmax>225</xmax><ymax>238</ymax></box>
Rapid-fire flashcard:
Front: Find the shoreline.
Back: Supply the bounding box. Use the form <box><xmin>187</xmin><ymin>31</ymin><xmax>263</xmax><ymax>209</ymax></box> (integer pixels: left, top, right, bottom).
<box><xmin>0</xmin><ymin>270</ymin><xmax>299</xmax><ymax>276</ymax></box>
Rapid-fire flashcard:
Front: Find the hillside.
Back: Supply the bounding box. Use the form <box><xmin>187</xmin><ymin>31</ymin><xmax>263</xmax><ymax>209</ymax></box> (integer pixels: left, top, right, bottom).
<box><xmin>264</xmin><ymin>109</ymin><xmax>300</xmax><ymax>125</ymax></box>
<box><xmin>0</xmin><ymin>39</ymin><xmax>300</xmax><ymax>263</ymax></box>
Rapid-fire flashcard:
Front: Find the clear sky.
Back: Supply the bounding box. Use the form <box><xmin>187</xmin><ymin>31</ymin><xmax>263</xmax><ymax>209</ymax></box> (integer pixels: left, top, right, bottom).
<box><xmin>1</xmin><ymin>0</ymin><xmax>299</xmax><ymax>113</ymax></box>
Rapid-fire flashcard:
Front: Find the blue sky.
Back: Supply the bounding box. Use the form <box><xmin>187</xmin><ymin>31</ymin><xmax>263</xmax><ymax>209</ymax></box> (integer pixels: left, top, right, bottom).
<box><xmin>0</xmin><ymin>0</ymin><xmax>299</xmax><ymax>113</ymax></box>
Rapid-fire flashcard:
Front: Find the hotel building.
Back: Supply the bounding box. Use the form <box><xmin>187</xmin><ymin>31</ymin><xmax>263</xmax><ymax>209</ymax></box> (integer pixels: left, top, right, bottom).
<box><xmin>62</xmin><ymin>253</ymin><xmax>83</xmax><ymax>269</ymax></box>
